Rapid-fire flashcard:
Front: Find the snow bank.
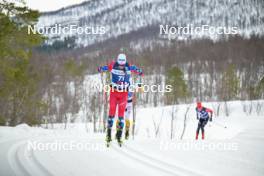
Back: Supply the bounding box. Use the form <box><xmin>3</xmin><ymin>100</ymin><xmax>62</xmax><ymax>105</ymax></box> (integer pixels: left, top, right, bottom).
<box><xmin>136</xmin><ymin>100</ymin><xmax>264</xmax><ymax>140</ymax></box>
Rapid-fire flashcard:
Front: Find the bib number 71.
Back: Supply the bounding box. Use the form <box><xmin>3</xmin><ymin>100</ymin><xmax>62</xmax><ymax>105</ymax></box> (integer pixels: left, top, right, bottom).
<box><xmin>118</xmin><ymin>76</ymin><xmax>125</xmax><ymax>81</ymax></box>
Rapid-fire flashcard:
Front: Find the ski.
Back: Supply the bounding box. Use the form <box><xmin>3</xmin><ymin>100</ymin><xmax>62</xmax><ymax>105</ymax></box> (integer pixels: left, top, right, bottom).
<box><xmin>105</xmin><ymin>134</ymin><xmax>112</xmax><ymax>148</ymax></box>
<box><xmin>105</xmin><ymin>139</ymin><xmax>122</xmax><ymax>147</ymax></box>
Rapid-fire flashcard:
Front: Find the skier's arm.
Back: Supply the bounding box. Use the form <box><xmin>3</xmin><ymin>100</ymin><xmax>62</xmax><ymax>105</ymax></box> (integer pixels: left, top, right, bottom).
<box><xmin>98</xmin><ymin>65</ymin><xmax>109</xmax><ymax>72</ymax></box>
<box><xmin>98</xmin><ymin>62</ymin><xmax>114</xmax><ymax>72</ymax></box>
<box><xmin>206</xmin><ymin>108</ymin><xmax>213</xmax><ymax>121</ymax></box>
<box><xmin>195</xmin><ymin>108</ymin><xmax>199</xmax><ymax>120</ymax></box>
<box><xmin>129</xmin><ymin>65</ymin><xmax>143</xmax><ymax>76</ymax></box>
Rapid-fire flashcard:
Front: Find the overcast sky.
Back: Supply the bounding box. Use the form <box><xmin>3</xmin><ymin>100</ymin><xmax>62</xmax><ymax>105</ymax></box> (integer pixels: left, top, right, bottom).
<box><xmin>11</xmin><ymin>0</ymin><xmax>86</xmax><ymax>12</ymax></box>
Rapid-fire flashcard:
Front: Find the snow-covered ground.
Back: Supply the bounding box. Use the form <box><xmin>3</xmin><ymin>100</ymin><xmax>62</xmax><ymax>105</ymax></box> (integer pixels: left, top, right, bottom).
<box><xmin>0</xmin><ymin>101</ymin><xmax>264</xmax><ymax>176</ymax></box>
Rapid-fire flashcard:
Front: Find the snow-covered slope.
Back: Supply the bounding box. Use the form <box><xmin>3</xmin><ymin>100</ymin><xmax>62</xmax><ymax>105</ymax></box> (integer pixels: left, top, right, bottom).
<box><xmin>0</xmin><ymin>100</ymin><xmax>264</xmax><ymax>176</ymax></box>
<box><xmin>37</xmin><ymin>0</ymin><xmax>264</xmax><ymax>47</ymax></box>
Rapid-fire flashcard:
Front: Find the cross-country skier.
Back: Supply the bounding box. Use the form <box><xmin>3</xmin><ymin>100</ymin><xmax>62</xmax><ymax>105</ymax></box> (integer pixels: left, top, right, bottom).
<box><xmin>195</xmin><ymin>102</ymin><xmax>213</xmax><ymax>140</ymax></box>
<box><xmin>98</xmin><ymin>53</ymin><xmax>143</xmax><ymax>146</ymax></box>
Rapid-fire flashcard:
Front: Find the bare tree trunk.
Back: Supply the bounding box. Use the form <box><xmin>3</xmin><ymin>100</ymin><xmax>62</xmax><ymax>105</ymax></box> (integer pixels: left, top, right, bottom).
<box><xmin>132</xmin><ymin>97</ymin><xmax>137</xmax><ymax>139</ymax></box>
<box><xmin>100</xmin><ymin>73</ymin><xmax>108</xmax><ymax>132</ymax></box>
<box><xmin>93</xmin><ymin>114</ymin><xmax>97</xmax><ymax>133</ymax></box>
<box><xmin>217</xmin><ymin>102</ymin><xmax>221</xmax><ymax>116</ymax></box>
<box><xmin>85</xmin><ymin>117</ymin><xmax>89</xmax><ymax>133</ymax></box>
<box><xmin>170</xmin><ymin>107</ymin><xmax>175</xmax><ymax>140</ymax></box>
<box><xmin>152</xmin><ymin>109</ymin><xmax>164</xmax><ymax>138</ymax></box>
<box><xmin>103</xmin><ymin>94</ymin><xmax>108</xmax><ymax>131</ymax></box>
<box><xmin>224</xmin><ymin>101</ymin><xmax>229</xmax><ymax>116</ymax></box>
<box><xmin>249</xmin><ymin>101</ymin><xmax>253</xmax><ymax>115</ymax></box>
<box><xmin>180</xmin><ymin>105</ymin><xmax>191</xmax><ymax>139</ymax></box>
<box><xmin>64</xmin><ymin>114</ymin><xmax>67</xmax><ymax>130</ymax></box>
<box><xmin>256</xmin><ymin>101</ymin><xmax>263</xmax><ymax>115</ymax></box>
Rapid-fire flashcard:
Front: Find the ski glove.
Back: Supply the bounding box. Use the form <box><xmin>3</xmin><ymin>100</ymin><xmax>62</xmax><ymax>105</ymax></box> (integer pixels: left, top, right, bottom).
<box><xmin>138</xmin><ymin>69</ymin><xmax>143</xmax><ymax>76</ymax></box>
<box><xmin>97</xmin><ymin>67</ymin><xmax>102</xmax><ymax>73</ymax></box>
<box><xmin>137</xmin><ymin>82</ymin><xmax>143</xmax><ymax>87</ymax></box>
<box><xmin>210</xmin><ymin>113</ymin><xmax>213</xmax><ymax>121</ymax></box>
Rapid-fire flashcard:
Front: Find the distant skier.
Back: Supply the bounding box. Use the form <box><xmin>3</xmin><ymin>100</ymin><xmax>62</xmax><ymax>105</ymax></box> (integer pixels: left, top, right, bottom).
<box><xmin>195</xmin><ymin>102</ymin><xmax>213</xmax><ymax>140</ymax></box>
<box><xmin>98</xmin><ymin>53</ymin><xmax>143</xmax><ymax>146</ymax></box>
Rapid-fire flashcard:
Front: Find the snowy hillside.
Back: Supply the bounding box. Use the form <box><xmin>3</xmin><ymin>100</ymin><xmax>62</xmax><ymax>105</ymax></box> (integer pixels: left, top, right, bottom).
<box><xmin>0</xmin><ymin>100</ymin><xmax>264</xmax><ymax>176</ymax></box>
<box><xmin>37</xmin><ymin>0</ymin><xmax>264</xmax><ymax>47</ymax></box>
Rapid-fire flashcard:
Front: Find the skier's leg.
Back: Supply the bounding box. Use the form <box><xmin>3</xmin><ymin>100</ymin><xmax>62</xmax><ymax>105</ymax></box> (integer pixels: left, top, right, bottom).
<box><xmin>106</xmin><ymin>91</ymin><xmax>117</xmax><ymax>142</ymax></box>
<box><xmin>201</xmin><ymin>120</ymin><xmax>205</xmax><ymax>133</ymax></box>
<box><xmin>116</xmin><ymin>116</ymin><xmax>125</xmax><ymax>140</ymax></box>
<box><xmin>196</xmin><ymin>120</ymin><xmax>201</xmax><ymax>139</ymax></box>
<box><xmin>125</xmin><ymin>108</ymin><xmax>131</xmax><ymax>129</ymax></box>
<box><xmin>125</xmin><ymin>102</ymin><xmax>132</xmax><ymax>139</ymax></box>
<box><xmin>116</xmin><ymin>102</ymin><xmax>131</xmax><ymax>128</ymax></box>
<box><xmin>196</xmin><ymin>124</ymin><xmax>201</xmax><ymax>134</ymax></box>
<box><xmin>106</xmin><ymin>118</ymin><xmax>113</xmax><ymax>142</ymax></box>
<box><xmin>118</xmin><ymin>92</ymin><xmax>128</xmax><ymax>118</ymax></box>
<box><xmin>116</xmin><ymin>92</ymin><xmax>128</xmax><ymax>142</ymax></box>
<box><xmin>201</xmin><ymin>125</ymin><xmax>205</xmax><ymax>139</ymax></box>
<box><xmin>115</xmin><ymin>116</ymin><xmax>124</xmax><ymax>144</ymax></box>
<box><xmin>201</xmin><ymin>119</ymin><xmax>208</xmax><ymax>140</ymax></box>
<box><xmin>108</xmin><ymin>91</ymin><xmax>117</xmax><ymax>117</ymax></box>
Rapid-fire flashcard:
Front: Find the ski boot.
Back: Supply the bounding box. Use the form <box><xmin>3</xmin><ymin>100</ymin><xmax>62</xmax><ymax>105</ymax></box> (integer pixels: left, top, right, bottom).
<box><xmin>125</xmin><ymin>119</ymin><xmax>130</xmax><ymax>140</ymax></box>
<box><xmin>125</xmin><ymin>129</ymin><xmax>129</xmax><ymax>140</ymax></box>
<box><xmin>195</xmin><ymin>132</ymin><xmax>199</xmax><ymax>140</ymax></box>
<box><xmin>116</xmin><ymin>129</ymin><xmax>123</xmax><ymax>147</ymax></box>
<box><xmin>106</xmin><ymin>128</ymin><xmax>112</xmax><ymax>147</ymax></box>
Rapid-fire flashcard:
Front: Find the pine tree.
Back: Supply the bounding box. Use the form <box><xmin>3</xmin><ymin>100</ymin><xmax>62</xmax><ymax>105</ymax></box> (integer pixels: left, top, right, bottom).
<box><xmin>165</xmin><ymin>66</ymin><xmax>189</xmax><ymax>105</ymax></box>
<box><xmin>220</xmin><ymin>64</ymin><xmax>240</xmax><ymax>116</ymax></box>
<box><xmin>220</xmin><ymin>64</ymin><xmax>240</xmax><ymax>101</ymax></box>
<box><xmin>0</xmin><ymin>0</ymin><xmax>44</xmax><ymax>126</ymax></box>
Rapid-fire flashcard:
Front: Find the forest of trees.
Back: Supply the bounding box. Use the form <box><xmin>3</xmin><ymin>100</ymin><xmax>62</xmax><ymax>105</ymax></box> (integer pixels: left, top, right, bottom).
<box><xmin>0</xmin><ymin>1</ymin><xmax>263</xmax><ymax>128</ymax></box>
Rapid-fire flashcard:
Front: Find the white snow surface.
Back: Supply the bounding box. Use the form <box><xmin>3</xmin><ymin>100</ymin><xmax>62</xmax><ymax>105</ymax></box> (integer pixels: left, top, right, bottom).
<box><xmin>0</xmin><ymin>100</ymin><xmax>264</xmax><ymax>176</ymax></box>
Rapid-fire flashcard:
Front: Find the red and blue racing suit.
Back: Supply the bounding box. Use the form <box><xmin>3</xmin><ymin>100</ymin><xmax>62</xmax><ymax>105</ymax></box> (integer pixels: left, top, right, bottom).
<box><xmin>99</xmin><ymin>61</ymin><xmax>142</xmax><ymax>129</ymax></box>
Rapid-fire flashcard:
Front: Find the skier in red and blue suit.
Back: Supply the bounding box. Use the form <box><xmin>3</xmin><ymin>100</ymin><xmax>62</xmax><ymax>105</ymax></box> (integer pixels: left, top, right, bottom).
<box><xmin>98</xmin><ymin>53</ymin><xmax>143</xmax><ymax>143</ymax></box>
<box><xmin>195</xmin><ymin>102</ymin><xmax>213</xmax><ymax>140</ymax></box>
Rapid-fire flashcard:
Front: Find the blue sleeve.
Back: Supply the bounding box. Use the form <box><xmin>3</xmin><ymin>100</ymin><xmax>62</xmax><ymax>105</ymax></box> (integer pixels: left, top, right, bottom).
<box><xmin>101</xmin><ymin>65</ymin><xmax>109</xmax><ymax>72</ymax></box>
<box><xmin>129</xmin><ymin>65</ymin><xmax>142</xmax><ymax>74</ymax></box>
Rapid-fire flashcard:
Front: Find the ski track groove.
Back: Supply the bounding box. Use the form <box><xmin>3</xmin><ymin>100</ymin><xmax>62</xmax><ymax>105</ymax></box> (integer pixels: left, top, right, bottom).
<box><xmin>123</xmin><ymin>143</ymin><xmax>204</xmax><ymax>176</ymax></box>
<box><xmin>111</xmin><ymin>144</ymin><xmax>176</xmax><ymax>176</ymax></box>
<box><xmin>111</xmin><ymin>142</ymin><xmax>202</xmax><ymax>176</ymax></box>
<box><xmin>29</xmin><ymin>145</ymin><xmax>54</xmax><ymax>176</ymax></box>
<box><xmin>8</xmin><ymin>139</ymin><xmax>53</xmax><ymax>176</ymax></box>
<box><xmin>5</xmin><ymin>129</ymin><xmax>264</xmax><ymax>176</ymax></box>
<box><xmin>8</xmin><ymin>141</ymin><xmax>32</xmax><ymax>176</ymax></box>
